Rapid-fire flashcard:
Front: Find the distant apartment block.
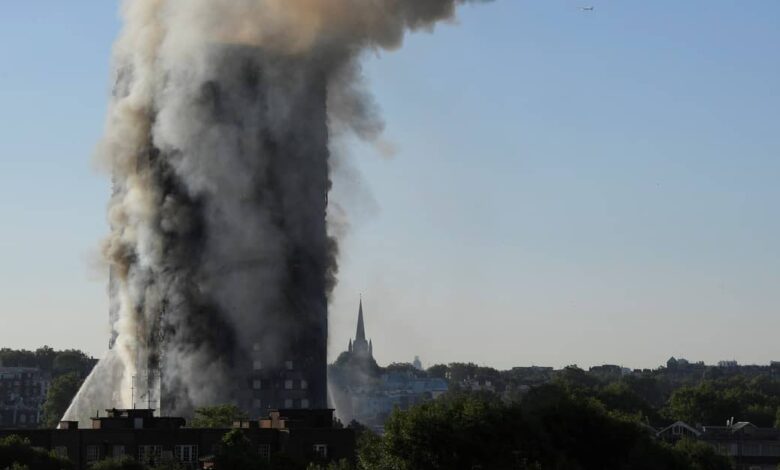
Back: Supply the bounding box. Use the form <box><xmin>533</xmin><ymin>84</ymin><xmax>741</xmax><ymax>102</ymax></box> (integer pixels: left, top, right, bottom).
<box><xmin>0</xmin><ymin>367</ymin><xmax>49</xmax><ymax>429</ymax></box>
<box><xmin>349</xmin><ymin>371</ymin><xmax>448</xmax><ymax>427</ymax></box>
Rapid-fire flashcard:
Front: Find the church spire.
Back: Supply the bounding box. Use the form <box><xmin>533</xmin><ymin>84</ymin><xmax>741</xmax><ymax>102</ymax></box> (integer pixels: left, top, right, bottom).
<box><xmin>356</xmin><ymin>296</ymin><xmax>366</xmax><ymax>341</ymax></box>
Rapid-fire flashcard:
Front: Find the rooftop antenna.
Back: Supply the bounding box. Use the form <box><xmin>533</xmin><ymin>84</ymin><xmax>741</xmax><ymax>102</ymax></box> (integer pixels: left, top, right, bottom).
<box><xmin>131</xmin><ymin>375</ymin><xmax>136</xmax><ymax>409</ymax></box>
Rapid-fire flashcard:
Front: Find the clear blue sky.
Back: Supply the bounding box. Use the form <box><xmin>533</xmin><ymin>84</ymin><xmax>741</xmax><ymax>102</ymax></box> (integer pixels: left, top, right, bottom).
<box><xmin>0</xmin><ymin>1</ymin><xmax>778</xmax><ymax>370</ymax></box>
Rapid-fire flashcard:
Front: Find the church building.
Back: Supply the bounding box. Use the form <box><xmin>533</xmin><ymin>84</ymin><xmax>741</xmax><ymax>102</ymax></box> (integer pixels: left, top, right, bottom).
<box><xmin>347</xmin><ymin>298</ymin><xmax>373</xmax><ymax>360</ymax></box>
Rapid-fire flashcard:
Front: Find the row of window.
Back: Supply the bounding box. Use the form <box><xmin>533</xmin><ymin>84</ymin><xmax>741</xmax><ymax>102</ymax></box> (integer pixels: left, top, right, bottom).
<box><xmin>80</xmin><ymin>445</ymin><xmax>200</xmax><ymax>464</ymax></box>
<box><xmin>70</xmin><ymin>443</ymin><xmax>295</xmax><ymax>464</ymax></box>
<box><xmin>0</xmin><ymin>413</ymin><xmax>38</xmax><ymax>425</ymax></box>
<box><xmin>252</xmin><ymin>398</ymin><xmax>311</xmax><ymax>409</ymax></box>
<box><xmin>252</xmin><ymin>379</ymin><xmax>308</xmax><ymax>390</ymax></box>
<box><xmin>252</xmin><ymin>359</ymin><xmax>296</xmax><ymax>371</ymax></box>
<box><xmin>0</xmin><ymin>382</ymin><xmax>40</xmax><ymax>388</ymax></box>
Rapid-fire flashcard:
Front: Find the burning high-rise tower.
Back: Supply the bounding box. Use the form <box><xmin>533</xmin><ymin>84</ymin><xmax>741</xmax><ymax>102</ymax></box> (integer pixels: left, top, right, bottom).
<box><xmin>63</xmin><ymin>0</ymin><xmax>495</xmax><ymax>425</ymax></box>
<box><xmin>106</xmin><ymin>45</ymin><xmax>332</xmax><ymax>415</ymax></box>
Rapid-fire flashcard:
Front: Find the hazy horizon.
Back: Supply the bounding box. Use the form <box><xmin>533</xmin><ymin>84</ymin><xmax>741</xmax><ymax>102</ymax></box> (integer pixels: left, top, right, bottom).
<box><xmin>0</xmin><ymin>1</ymin><xmax>778</xmax><ymax>371</ymax></box>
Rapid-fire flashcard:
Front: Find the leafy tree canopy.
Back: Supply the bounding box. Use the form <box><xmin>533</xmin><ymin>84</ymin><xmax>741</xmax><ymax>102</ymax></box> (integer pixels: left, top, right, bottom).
<box><xmin>0</xmin><ymin>347</ymin><xmax>94</xmax><ymax>378</ymax></box>
<box><xmin>674</xmin><ymin>439</ymin><xmax>732</xmax><ymax>470</ymax></box>
<box><xmin>214</xmin><ymin>429</ymin><xmax>269</xmax><ymax>470</ymax></box>
<box><xmin>357</xmin><ymin>388</ymin><xmax>733</xmax><ymax>470</ymax></box>
<box><xmin>0</xmin><ymin>435</ymin><xmax>72</xmax><ymax>470</ymax></box>
<box><xmin>42</xmin><ymin>372</ymin><xmax>84</xmax><ymax>428</ymax></box>
<box><xmin>189</xmin><ymin>404</ymin><xmax>248</xmax><ymax>428</ymax></box>
<box><xmin>90</xmin><ymin>457</ymin><xmax>147</xmax><ymax>470</ymax></box>
<box><xmin>663</xmin><ymin>377</ymin><xmax>780</xmax><ymax>427</ymax></box>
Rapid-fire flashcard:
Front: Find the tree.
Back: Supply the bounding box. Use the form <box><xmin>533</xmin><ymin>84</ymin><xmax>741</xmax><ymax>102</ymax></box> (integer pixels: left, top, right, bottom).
<box><xmin>189</xmin><ymin>404</ymin><xmax>248</xmax><ymax>428</ymax></box>
<box><xmin>384</xmin><ymin>363</ymin><xmax>424</xmax><ymax>377</ymax></box>
<box><xmin>213</xmin><ymin>429</ymin><xmax>269</xmax><ymax>470</ymax></box>
<box><xmin>34</xmin><ymin>346</ymin><xmax>57</xmax><ymax>372</ymax></box>
<box><xmin>664</xmin><ymin>383</ymin><xmax>739</xmax><ymax>425</ymax></box>
<box><xmin>663</xmin><ymin>378</ymin><xmax>780</xmax><ymax>427</ymax></box>
<box><xmin>377</xmin><ymin>392</ymin><xmax>527</xmax><ymax>469</ymax></box>
<box><xmin>52</xmin><ymin>351</ymin><xmax>91</xmax><ymax>376</ymax></box>
<box><xmin>306</xmin><ymin>460</ymin><xmax>354</xmax><ymax>470</ymax></box>
<box><xmin>555</xmin><ymin>365</ymin><xmax>602</xmax><ymax>393</ymax></box>
<box><xmin>150</xmin><ymin>461</ymin><xmax>186</xmax><ymax>470</ymax></box>
<box><xmin>356</xmin><ymin>430</ymin><xmax>388</xmax><ymax>470</ymax></box>
<box><xmin>621</xmin><ymin>375</ymin><xmax>667</xmax><ymax>408</ymax></box>
<box><xmin>42</xmin><ymin>372</ymin><xmax>83</xmax><ymax>428</ymax></box>
<box><xmin>0</xmin><ymin>347</ymin><xmax>94</xmax><ymax>376</ymax></box>
<box><xmin>357</xmin><ymin>387</ymin><xmax>724</xmax><ymax>470</ymax></box>
<box><xmin>674</xmin><ymin>439</ymin><xmax>732</xmax><ymax>470</ymax></box>
<box><xmin>0</xmin><ymin>435</ymin><xmax>72</xmax><ymax>470</ymax></box>
<box><xmin>90</xmin><ymin>458</ymin><xmax>185</xmax><ymax>470</ymax></box>
<box><xmin>597</xmin><ymin>381</ymin><xmax>660</xmax><ymax>423</ymax></box>
<box><xmin>0</xmin><ymin>349</ymin><xmax>38</xmax><ymax>369</ymax></box>
<box><xmin>90</xmin><ymin>458</ymin><xmax>146</xmax><ymax>470</ymax></box>
<box><xmin>426</xmin><ymin>364</ymin><xmax>448</xmax><ymax>380</ymax></box>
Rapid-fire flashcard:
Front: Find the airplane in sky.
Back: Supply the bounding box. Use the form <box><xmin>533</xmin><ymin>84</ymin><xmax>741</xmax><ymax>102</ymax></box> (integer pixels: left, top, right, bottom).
<box><xmin>580</xmin><ymin>6</ymin><xmax>595</xmax><ymax>11</ymax></box>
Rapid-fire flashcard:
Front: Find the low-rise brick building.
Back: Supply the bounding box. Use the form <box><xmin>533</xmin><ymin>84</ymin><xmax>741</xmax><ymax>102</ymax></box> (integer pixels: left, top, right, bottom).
<box><xmin>0</xmin><ymin>408</ymin><xmax>354</xmax><ymax>469</ymax></box>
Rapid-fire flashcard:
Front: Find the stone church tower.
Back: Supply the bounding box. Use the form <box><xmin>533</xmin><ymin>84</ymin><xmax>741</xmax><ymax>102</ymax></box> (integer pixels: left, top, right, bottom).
<box><xmin>348</xmin><ymin>297</ymin><xmax>373</xmax><ymax>360</ymax></box>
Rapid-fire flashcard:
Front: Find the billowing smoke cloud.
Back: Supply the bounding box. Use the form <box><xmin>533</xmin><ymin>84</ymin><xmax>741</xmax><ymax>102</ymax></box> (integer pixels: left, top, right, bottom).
<box><xmin>64</xmin><ymin>0</ymin><xmax>492</xmax><ymax>424</ymax></box>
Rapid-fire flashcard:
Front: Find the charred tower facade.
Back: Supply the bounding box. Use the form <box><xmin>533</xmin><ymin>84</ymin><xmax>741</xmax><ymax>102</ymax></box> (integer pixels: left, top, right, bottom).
<box><xmin>106</xmin><ymin>45</ymin><xmax>331</xmax><ymax>416</ymax></box>
<box><xmin>65</xmin><ymin>0</ymin><xmax>494</xmax><ymax>428</ymax></box>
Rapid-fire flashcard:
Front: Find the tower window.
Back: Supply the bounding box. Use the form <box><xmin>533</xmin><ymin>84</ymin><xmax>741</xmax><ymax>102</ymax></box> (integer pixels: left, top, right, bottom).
<box><xmin>301</xmin><ymin>379</ymin><xmax>308</xmax><ymax>390</ymax></box>
<box><xmin>253</xmin><ymin>360</ymin><xmax>262</xmax><ymax>371</ymax></box>
<box><xmin>253</xmin><ymin>380</ymin><xmax>262</xmax><ymax>390</ymax></box>
<box><xmin>301</xmin><ymin>399</ymin><xmax>310</xmax><ymax>409</ymax></box>
<box><xmin>285</xmin><ymin>360</ymin><xmax>294</xmax><ymax>370</ymax></box>
<box><xmin>284</xmin><ymin>380</ymin><xmax>293</xmax><ymax>390</ymax></box>
<box><xmin>284</xmin><ymin>399</ymin><xmax>293</xmax><ymax>408</ymax></box>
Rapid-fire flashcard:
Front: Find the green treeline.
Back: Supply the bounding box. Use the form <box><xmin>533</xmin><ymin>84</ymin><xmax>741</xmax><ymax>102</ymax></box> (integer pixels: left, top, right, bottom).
<box><xmin>428</xmin><ymin>362</ymin><xmax>780</xmax><ymax>429</ymax></box>
<box><xmin>0</xmin><ymin>435</ymin><xmax>73</xmax><ymax>470</ymax></box>
<box><xmin>354</xmin><ymin>387</ymin><xmax>733</xmax><ymax>470</ymax></box>
<box><xmin>0</xmin><ymin>347</ymin><xmax>96</xmax><ymax>376</ymax></box>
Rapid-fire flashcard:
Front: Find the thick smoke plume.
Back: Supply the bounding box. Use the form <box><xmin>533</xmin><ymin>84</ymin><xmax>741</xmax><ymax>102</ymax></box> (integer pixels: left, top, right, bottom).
<box><xmin>65</xmin><ymin>0</ymin><xmax>492</xmax><ymax>424</ymax></box>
